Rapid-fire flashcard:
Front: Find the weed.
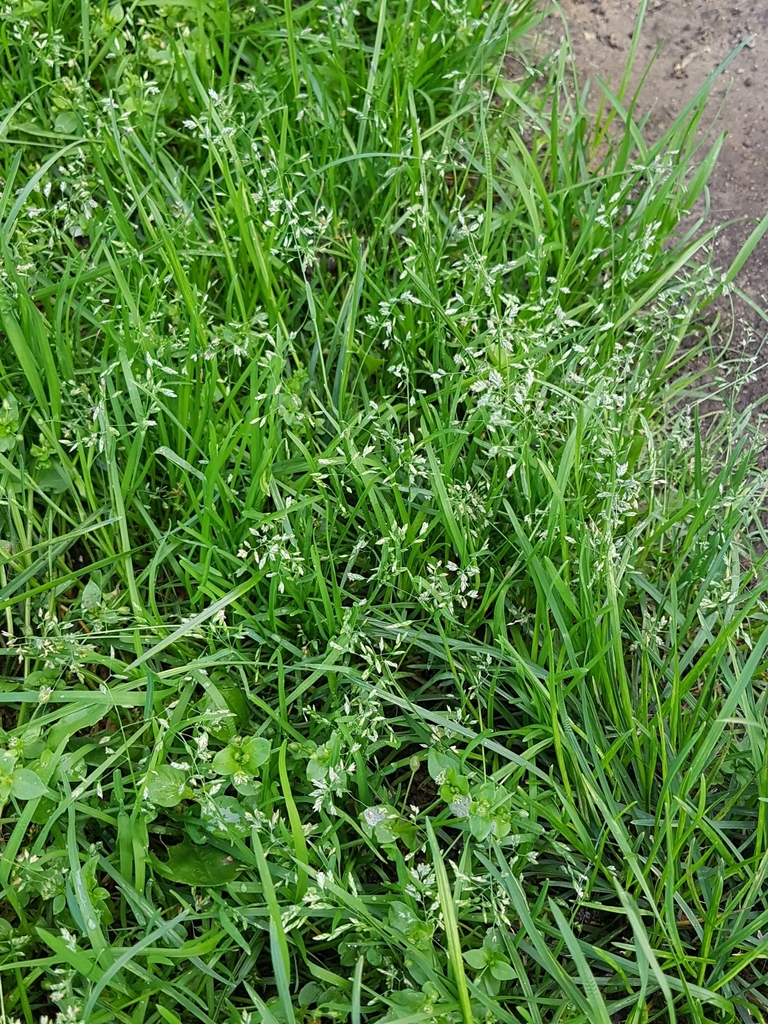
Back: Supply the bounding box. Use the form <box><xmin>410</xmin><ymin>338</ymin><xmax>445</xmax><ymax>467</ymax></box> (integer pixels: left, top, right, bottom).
<box><xmin>0</xmin><ymin>0</ymin><xmax>767</xmax><ymax>1022</ymax></box>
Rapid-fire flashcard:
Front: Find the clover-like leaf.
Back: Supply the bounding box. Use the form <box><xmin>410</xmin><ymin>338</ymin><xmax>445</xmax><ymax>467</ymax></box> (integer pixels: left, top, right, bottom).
<box><xmin>10</xmin><ymin>768</ymin><xmax>48</xmax><ymax>801</ymax></box>
<box><xmin>469</xmin><ymin>813</ymin><xmax>494</xmax><ymax>841</ymax></box>
<box><xmin>54</xmin><ymin>110</ymin><xmax>80</xmax><ymax>134</ymax></box>
<box><xmin>212</xmin><ymin>747</ymin><xmax>240</xmax><ymax>776</ymax></box>
<box><xmin>307</xmin><ymin>738</ymin><xmax>337</xmax><ymax>782</ymax></box>
<box><xmin>489</xmin><ymin>959</ymin><xmax>516</xmax><ymax>981</ymax></box>
<box><xmin>217</xmin><ymin>682</ymin><xmax>250</xmax><ymax>727</ymax></box>
<box><xmin>361</xmin><ymin>805</ymin><xmax>418</xmax><ymax>850</ymax></box>
<box><xmin>388</xmin><ymin>901</ymin><xmax>420</xmax><ymax>934</ymax></box>
<box><xmin>240</xmin><ymin>736</ymin><xmax>271</xmax><ymax>773</ymax></box>
<box><xmin>361</xmin><ymin>805</ymin><xmax>395</xmax><ymax>839</ymax></box>
<box><xmin>199</xmin><ymin>795</ymin><xmax>249</xmax><ymax>837</ymax></box>
<box><xmin>482</xmin><ymin>929</ymin><xmax>503</xmax><ymax>952</ymax></box>
<box><xmin>37</xmin><ymin>464</ymin><xmax>71</xmax><ymax>494</ymax></box>
<box><xmin>463</xmin><ymin>947</ymin><xmax>491</xmax><ymax>970</ymax></box>
<box><xmin>231</xmin><ymin>775</ymin><xmax>260</xmax><ymax>797</ymax></box>
<box><xmin>144</xmin><ymin>765</ymin><xmax>188</xmax><ymax>807</ymax></box>
<box><xmin>469</xmin><ymin>781</ymin><xmax>510</xmax><ymax>840</ymax></box>
<box><xmin>387</xmin><ymin>903</ymin><xmax>434</xmax><ymax>950</ymax></box>
<box><xmin>212</xmin><ymin>736</ymin><xmax>271</xmax><ymax>778</ymax></box>
<box><xmin>440</xmin><ymin>768</ymin><xmax>471</xmax><ymax>818</ymax></box>
<box><xmin>491</xmin><ymin>806</ymin><xmax>512</xmax><ymax>840</ymax></box>
<box><xmin>81</xmin><ymin>578</ymin><xmax>102</xmax><ymax>611</ymax></box>
<box><xmin>153</xmin><ymin>841</ymin><xmax>238</xmax><ymax>886</ymax></box>
<box><xmin>427</xmin><ymin>748</ymin><xmax>461</xmax><ymax>783</ymax></box>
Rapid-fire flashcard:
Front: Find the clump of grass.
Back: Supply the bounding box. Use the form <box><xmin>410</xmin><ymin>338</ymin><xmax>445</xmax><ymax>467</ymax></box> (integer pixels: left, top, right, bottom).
<box><xmin>1</xmin><ymin>1</ymin><xmax>767</xmax><ymax>1022</ymax></box>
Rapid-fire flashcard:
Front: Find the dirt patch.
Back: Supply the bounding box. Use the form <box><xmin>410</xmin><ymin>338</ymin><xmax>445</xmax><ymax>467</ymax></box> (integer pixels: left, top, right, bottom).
<box><xmin>548</xmin><ymin>0</ymin><xmax>768</xmax><ymax>408</ymax></box>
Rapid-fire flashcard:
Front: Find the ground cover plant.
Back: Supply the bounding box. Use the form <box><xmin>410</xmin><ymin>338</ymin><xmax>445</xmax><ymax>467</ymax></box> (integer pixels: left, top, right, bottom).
<box><xmin>1</xmin><ymin>0</ymin><xmax>768</xmax><ymax>1021</ymax></box>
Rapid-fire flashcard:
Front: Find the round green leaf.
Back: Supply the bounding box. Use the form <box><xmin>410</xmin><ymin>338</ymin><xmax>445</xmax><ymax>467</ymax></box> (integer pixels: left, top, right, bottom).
<box><xmin>241</xmin><ymin>736</ymin><xmax>271</xmax><ymax>772</ymax></box>
<box><xmin>388</xmin><ymin>901</ymin><xmax>419</xmax><ymax>935</ymax></box>
<box><xmin>490</xmin><ymin>960</ymin><xmax>516</xmax><ymax>981</ymax></box>
<box><xmin>469</xmin><ymin>814</ymin><xmax>494</xmax><ymax>842</ymax></box>
<box><xmin>211</xmin><ymin>747</ymin><xmax>240</xmax><ymax>776</ymax></box>
<box><xmin>54</xmin><ymin>110</ymin><xmax>80</xmax><ymax>134</ymax></box>
<box><xmin>463</xmin><ymin>948</ymin><xmax>490</xmax><ymax>970</ymax></box>
<box><xmin>154</xmin><ymin>841</ymin><xmax>238</xmax><ymax>886</ymax></box>
<box><xmin>10</xmin><ymin>768</ymin><xmax>48</xmax><ymax>801</ymax></box>
<box><xmin>200</xmin><ymin>795</ymin><xmax>249</xmax><ymax>837</ymax></box>
<box><xmin>144</xmin><ymin>766</ymin><xmax>188</xmax><ymax>807</ymax></box>
<box><xmin>36</xmin><ymin>465</ymin><xmax>70</xmax><ymax>493</ymax></box>
<box><xmin>81</xmin><ymin>578</ymin><xmax>102</xmax><ymax>611</ymax></box>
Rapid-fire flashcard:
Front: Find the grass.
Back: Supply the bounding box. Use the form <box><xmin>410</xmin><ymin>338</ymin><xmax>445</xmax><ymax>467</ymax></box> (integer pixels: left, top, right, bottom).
<box><xmin>1</xmin><ymin>0</ymin><xmax>768</xmax><ymax>1021</ymax></box>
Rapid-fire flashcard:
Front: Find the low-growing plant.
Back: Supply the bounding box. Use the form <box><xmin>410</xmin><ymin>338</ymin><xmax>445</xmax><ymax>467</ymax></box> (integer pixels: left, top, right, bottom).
<box><xmin>0</xmin><ymin>0</ymin><xmax>767</xmax><ymax>1022</ymax></box>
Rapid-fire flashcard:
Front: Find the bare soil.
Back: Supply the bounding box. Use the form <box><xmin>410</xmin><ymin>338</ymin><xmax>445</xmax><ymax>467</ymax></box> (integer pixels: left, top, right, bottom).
<box><xmin>547</xmin><ymin>0</ymin><xmax>768</xmax><ymax>407</ymax></box>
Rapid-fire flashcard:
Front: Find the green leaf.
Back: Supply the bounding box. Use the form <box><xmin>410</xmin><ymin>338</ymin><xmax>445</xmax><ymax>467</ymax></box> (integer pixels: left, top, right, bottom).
<box><xmin>37</xmin><ymin>464</ymin><xmax>71</xmax><ymax>493</ymax></box>
<box><xmin>218</xmin><ymin>682</ymin><xmax>251</xmax><ymax>726</ymax></box>
<box><xmin>364</xmin><ymin>354</ymin><xmax>385</xmax><ymax>375</ymax></box>
<box><xmin>81</xmin><ymin>578</ymin><xmax>102</xmax><ymax>611</ymax></box>
<box><xmin>241</xmin><ymin>736</ymin><xmax>271</xmax><ymax>772</ymax></box>
<box><xmin>0</xmin><ymin>394</ymin><xmax>19</xmax><ymax>453</ymax></box>
<box><xmin>298</xmin><ymin>982</ymin><xmax>324</xmax><ymax>1007</ymax></box>
<box><xmin>54</xmin><ymin>110</ymin><xmax>80</xmax><ymax>134</ymax></box>
<box><xmin>360</xmin><ymin>805</ymin><xmax>419</xmax><ymax>851</ymax></box>
<box><xmin>427</xmin><ymin>819</ymin><xmax>473</xmax><ymax>1024</ymax></box>
<box><xmin>153</xmin><ymin>841</ymin><xmax>238</xmax><ymax>886</ymax></box>
<box><xmin>307</xmin><ymin>740</ymin><xmax>335</xmax><ymax>781</ymax></box>
<box><xmin>199</xmin><ymin>795</ymin><xmax>249</xmax><ymax>837</ymax></box>
<box><xmin>212</xmin><ymin>736</ymin><xmax>270</xmax><ymax>777</ymax></box>
<box><xmin>439</xmin><ymin>769</ymin><xmax>470</xmax><ymax>818</ymax></box>
<box><xmin>383</xmin><ymin>816</ymin><xmax>417</xmax><ymax>850</ymax></box>
<box><xmin>231</xmin><ymin>776</ymin><xmax>260</xmax><ymax>797</ymax></box>
<box><xmin>10</xmin><ymin>768</ymin><xmax>47</xmax><ymax>800</ymax></box>
<box><xmin>427</xmin><ymin>748</ymin><xmax>460</xmax><ymax>782</ymax></box>
<box><xmin>491</xmin><ymin>809</ymin><xmax>512</xmax><ymax>840</ymax></box>
<box><xmin>388</xmin><ymin>901</ymin><xmax>418</xmax><ymax>933</ymax></box>
<box><xmin>212</xmin><ymin>747</ymin><xmax>240</xmax><ymax>776</ymax></box>
<box><xmin>144</xmin><ymin>766</ymin><xmax>188</xmax><ymax>807</ymax></box>
<box><xmin>489</xmin><ymin>960</ymin><xmax>516</xmax><ymax>981</ymax></box>
<box><xmin>463</xmin><ymin>948</ymin><xmax>490</xmax><ymax>970</ymax></box>
<box><xmin>482</xmin><ymin>930</ymin><xmax>503</xmax><ymax>952</ymax></box>
<box><xmin>48</xmin><ymin>704</ymin><xmax>105</xmax><ymax>749</ymax></box>
<box><xmin>37</xmin><ymin>926</ymin><xmax>98</xmax><ymax>977</ymax></box>
<box><xmin>468</xmin><ymin>814</ymin><xmax>494</xmax><ymax>841</ymax></box>
<box><xmin>469</xmin><ymin>782</ymin><xmax>510</xmax><ymax>840</ymax></box>
<box><xmin>30</xmin><ymin>796</ymin><xmax>56</xmax><ymax>826</ymax></box>
<box><xmin>361</xmin><ymin>805</ymin><xmax>396</xmax><ymax>840</ymax></box>
<box><xmin>472</xmin><ymin>781</ymin><xmax>497</xmax><ymax>803</ymax></box>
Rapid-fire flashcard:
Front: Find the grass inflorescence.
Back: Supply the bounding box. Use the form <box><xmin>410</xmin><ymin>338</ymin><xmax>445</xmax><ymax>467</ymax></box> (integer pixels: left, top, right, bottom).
<box><xmin>1</xmin><ymin>1</ymin><xmax>768</xmax><ymax>1022</ymax></box>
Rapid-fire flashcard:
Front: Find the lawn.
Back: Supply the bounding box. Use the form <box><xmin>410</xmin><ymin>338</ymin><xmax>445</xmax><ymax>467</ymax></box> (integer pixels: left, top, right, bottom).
<box><xmin>1</xmin><ymin>0</ymin><xmax>768</xmax><ymax>1021</ymax></box>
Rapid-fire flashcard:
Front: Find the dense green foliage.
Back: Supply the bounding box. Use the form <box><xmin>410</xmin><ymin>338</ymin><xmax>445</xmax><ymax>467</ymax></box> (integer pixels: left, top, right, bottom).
<box><xmin>1</xmin><ymin>0</ymin><xmax>768</xmax><ymax>1021</ymax></box>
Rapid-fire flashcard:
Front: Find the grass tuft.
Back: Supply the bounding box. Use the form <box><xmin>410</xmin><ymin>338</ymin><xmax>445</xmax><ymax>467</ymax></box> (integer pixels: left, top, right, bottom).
<box><xmin>0</xmin><ymin>0</ymin><xmax>767</xmax><ymax>1021</ymax></box>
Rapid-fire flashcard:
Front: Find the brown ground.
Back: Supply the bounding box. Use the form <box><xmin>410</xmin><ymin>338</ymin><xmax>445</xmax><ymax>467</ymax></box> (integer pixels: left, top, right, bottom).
<box><xmin>545</xmin><ymin>0</ymin><xmax>768</xmax><ymax>408</ymax></box>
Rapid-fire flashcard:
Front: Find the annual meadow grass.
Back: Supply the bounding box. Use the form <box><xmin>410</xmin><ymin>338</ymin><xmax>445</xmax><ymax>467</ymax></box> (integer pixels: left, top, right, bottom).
<box><xmin>1</xmin><ymin>0</ymin><xmax>768</xmax><ymax>1022</ymax></box>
